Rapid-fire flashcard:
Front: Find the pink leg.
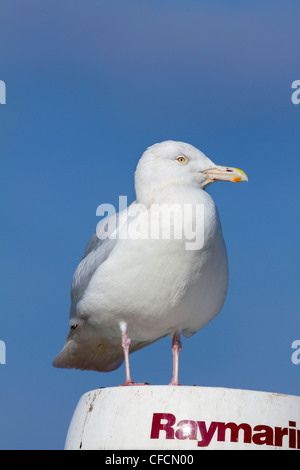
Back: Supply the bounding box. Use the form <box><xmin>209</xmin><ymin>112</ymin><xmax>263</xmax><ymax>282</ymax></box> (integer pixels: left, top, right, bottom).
<box><xmin>119</xmin><ymin>323</ymin><xmax>148</xmax><ymax>386</ymax></box>
<box><xmin>121</xmin><ymin>329</ymin><xmax>135</xmax><ymax>386</ymax></box>
<box><xmin>169</xmin><ymin>330</ymin><xmax>182</xmax><ymax>385</ymax></box>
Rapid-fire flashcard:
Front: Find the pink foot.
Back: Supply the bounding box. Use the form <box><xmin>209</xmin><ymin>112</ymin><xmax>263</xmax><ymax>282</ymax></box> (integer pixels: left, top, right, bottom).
<box><xmin>169</xmin><ymin>379</ymin><xmax>181</xmax><ymax>386</ymax></box>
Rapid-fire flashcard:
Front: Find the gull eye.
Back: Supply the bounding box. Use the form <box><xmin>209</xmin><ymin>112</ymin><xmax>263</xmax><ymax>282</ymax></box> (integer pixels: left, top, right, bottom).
<box><xmin>177</xmin><ymin>156</ymin><xmax>186</xmax><ymax>163</ymax></box>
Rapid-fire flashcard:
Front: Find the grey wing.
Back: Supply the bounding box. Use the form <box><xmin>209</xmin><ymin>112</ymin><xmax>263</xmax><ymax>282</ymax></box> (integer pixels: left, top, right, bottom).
<box><xmin>53</xmin><ymin>213</ymin><xmax>123</xmax><ymax>372</ymax></box>
<box><xmin>69</xmin><ymin>213</ymin><xmax>120</xmax><ymax>321</ymax></box>
<box><xmin>53</xmin><ymin>202</ymin><xmax>168</xmax><ymax>372</ymax></box>
<box><xmin>69</xmin><ymin>203</ymin><xmax>138</xmax><ymax>322</ymax></box>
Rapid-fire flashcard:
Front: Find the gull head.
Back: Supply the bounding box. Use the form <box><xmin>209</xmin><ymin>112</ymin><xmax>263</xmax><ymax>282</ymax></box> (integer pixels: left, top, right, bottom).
<box><xmin>135</xmin><ymin>140</ymin><xmax>248</xmax><ymax>204</ymax></box>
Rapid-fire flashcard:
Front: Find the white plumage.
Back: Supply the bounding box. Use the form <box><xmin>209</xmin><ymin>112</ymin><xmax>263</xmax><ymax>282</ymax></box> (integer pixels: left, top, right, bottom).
<box><xmin>53</xmin><ymin>141</ymin><xmax>247</xmax><ymax>384</ymax></box>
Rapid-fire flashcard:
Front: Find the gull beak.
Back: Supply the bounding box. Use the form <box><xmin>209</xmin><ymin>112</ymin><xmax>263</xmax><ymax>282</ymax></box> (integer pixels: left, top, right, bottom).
<box><xmin>202</xmin><ymin>165</ymin><xmax>248</xmax><ymax>183</ymax></box>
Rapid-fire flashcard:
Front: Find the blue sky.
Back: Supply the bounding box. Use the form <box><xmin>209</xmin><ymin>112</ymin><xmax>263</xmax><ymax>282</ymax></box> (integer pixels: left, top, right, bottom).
<box><xmin>0</xmin><ymin>0</ymin><xmax>299</xmax><ymax>449</ymax></box>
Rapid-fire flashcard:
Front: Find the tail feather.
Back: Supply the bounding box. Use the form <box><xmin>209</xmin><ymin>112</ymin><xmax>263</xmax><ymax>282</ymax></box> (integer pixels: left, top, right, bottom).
<box><xmin>53</xmin><ymin>341</ymin><xmax>124</xmax><ymax>372</ymax></box>
<box><xmin>53</xmin><ymin>322</ymin><xmax>166</xmax><ymax>373</ymax></box>
<box><xmin>53</xmin><ymin>323</ymin><xmax>124</xmax><ymax>372</ymax></box>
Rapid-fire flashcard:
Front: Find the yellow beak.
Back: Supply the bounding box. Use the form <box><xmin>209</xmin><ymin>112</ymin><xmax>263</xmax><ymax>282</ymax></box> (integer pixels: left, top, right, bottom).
<box><xmin>202</xmin><ymin>165</ymin><xmax>248</xmax><ymax>183</ymax></box>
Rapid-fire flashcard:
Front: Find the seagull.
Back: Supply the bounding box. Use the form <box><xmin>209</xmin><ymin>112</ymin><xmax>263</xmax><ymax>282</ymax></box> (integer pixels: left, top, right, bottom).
<box><xmin>53</xmin><ymin>141</ymin><xmax>248</xmax><ymax>385</ymax></box>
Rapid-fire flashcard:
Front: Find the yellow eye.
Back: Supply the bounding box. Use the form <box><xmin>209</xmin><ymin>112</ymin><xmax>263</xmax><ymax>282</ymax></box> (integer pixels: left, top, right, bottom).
<box><xmin>177</xmin><ymin>156</ymin><xmax>186</xmax><ymax>163</ymax></box>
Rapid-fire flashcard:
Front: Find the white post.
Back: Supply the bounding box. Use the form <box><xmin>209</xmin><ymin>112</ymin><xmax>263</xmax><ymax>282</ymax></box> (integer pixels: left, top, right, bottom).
<box><xmin>64</xmin><ymin>386</ymin><xmax>300</xmax><ymax>450</ymax></box>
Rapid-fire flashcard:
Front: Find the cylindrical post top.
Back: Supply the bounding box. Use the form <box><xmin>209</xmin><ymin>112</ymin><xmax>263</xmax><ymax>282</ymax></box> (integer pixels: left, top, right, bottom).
<box><xmin>65</xmin><ymin>386</ymin><xmax>300</xmax><ymax>450</ymax></box>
